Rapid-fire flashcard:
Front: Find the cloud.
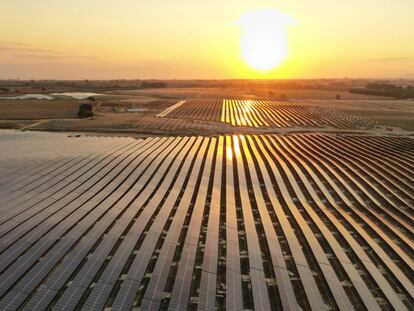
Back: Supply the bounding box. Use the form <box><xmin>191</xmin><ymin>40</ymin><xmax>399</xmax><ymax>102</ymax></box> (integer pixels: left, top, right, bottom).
<box><xmin>0</xmin><ymin>42</ymin><xmax>65</xmax><ymax>55</ymax></box>
<box><xmin>11</xmin><ymin>53</ymin><xmax>61</xmax><ymax>60</ymax></box>
<box><xmin>368</xmin><ymin>57</ymin><xmax>414</xmax><ymax>62</ymax></box>
<box><xmin>0</xmin><ymin>42</ymin><xmax>97</xmax><ymax>60</ymax></box>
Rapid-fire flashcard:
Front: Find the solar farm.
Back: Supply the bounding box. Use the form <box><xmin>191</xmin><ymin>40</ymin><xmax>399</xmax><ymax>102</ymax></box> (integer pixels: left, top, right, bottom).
<box><xmin>0</xmin><ymin>96</ymin><xmax>413</xmax><ymax>311</ymax></box>
<box><xmin>159</xmin><ymin>99</ymin><xmax>380</xmax><ymax>129</ymax></box>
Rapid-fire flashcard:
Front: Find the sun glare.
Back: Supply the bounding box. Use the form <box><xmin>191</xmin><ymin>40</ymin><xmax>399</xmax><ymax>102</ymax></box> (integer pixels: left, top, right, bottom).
<box><xmin>238</xmin><ymin>9</ymin><xmax>292</xmax><ymax>71</ymax></box>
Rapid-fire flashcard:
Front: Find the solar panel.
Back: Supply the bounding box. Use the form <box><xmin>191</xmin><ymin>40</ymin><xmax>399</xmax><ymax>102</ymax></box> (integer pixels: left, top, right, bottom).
<box><xmin>1</xmin><ymin>132</ymin><xmax>412</xmax><ymax>310</ymax></box>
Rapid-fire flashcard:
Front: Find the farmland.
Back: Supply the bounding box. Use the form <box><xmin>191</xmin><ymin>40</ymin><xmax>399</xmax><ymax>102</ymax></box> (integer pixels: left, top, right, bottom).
<box><xmin>0</xmin><ymin>130</ymin><xmax>413</xmax><ymax>310</ymax></box>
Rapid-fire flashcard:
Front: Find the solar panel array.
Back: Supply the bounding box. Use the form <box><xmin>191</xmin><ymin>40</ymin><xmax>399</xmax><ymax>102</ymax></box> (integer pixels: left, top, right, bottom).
<box><xmin>164</xmin><ymin>99</ymin><xmax>223</xmax><ymax>122</ymax></box>
<box><xmin>157</xmin><ymin>99</ymin><xmax>380</xmax><ymax>129</ymax></box>
<box><xmin>0</xmin><ymin>132</ymin><xmax>413</xmax><ymax>310</ymax></box>
<box><xmin>370</xmin><ymin>118</ymin><xmax>414</xmax><ymax>131</ymax></box>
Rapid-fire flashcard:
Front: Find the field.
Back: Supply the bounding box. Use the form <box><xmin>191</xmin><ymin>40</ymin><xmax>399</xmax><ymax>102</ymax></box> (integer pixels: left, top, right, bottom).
<box><xmin>3</xmin><ymin>98</ymin><xmax>413</xmax><ymax>135</ymax></box>
<box><xmin>2</xmin><ymin>86</ymin><xmax>413</xmax><ymax>134</ymax></box>
<box><xmin>0</xmin><ymin>99</ymin><xmax>80</xmax><ymax>120</ymax></box>
<box><xmin>306</xmin><ymin>99</ymin><xmax>414</xmax><ymax>131</ymax></box>
<box><xmin>111</xmin><ymin>86</ymin><xmax>388</xmax><ymax>100</ymax></box>
<box><xmin>0</xmin><ymin>131</ymin><xmax>413</xmax><ymax>310</ymax></box>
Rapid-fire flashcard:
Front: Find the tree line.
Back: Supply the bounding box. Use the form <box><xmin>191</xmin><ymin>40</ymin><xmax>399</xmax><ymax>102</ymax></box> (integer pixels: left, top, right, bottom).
<box><xmin>350</xmin><ymin>83</ymin><xmax>414</xmax><ymax>99</ymax></box>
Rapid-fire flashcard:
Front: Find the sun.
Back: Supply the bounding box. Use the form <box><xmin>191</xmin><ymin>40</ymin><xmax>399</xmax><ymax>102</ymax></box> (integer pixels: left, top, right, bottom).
<box><xmin>238</xmin><ymin>9</ymin><xmax>292</xmax><ymax>71</ymax></box>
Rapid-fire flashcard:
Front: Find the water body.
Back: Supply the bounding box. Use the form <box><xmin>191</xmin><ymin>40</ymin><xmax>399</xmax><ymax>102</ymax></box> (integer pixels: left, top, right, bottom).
<box><xmin>0</xmin><ymin>94</ymin><xmax>54</xmax><ymax>100</ymax></box>
<box><xmin>0</xmin><ymin>92</ymin><xmax>102</xmax><ymax>100</ymax></box>
<box><xmin>51</xmin><ymin>92</ymin><xmax>102</xmax><ymax>99</ymax></box>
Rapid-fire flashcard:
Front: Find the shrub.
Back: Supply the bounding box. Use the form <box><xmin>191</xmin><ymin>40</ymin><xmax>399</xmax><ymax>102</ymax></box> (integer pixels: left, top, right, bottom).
<box><xmin>279</xmin><ymin>94</ymin><xmax>288</xmax><ymax>101</ymax></box>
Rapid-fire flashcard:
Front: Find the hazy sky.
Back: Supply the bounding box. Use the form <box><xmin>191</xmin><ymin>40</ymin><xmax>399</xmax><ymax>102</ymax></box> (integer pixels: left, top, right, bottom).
<box><xmin>1</xmin><ymin>0</ymin><xmax>413</xmax><ymax>79</ymax></box>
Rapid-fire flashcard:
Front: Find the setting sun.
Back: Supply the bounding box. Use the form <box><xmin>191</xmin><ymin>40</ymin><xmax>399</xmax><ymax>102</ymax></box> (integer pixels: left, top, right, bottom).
<box><xmin>238</xmin><ymin>9</ymin><xmax>292</xmax><ymax>71</ymax></box>
<box><xmin>0</xmin><ymin>1</ymin><xmax>413</xmax><ymax>311</ymax></box>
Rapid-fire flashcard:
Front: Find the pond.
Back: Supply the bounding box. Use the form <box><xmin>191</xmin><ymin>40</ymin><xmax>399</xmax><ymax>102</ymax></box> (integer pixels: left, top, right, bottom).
<box><xmin>0</xmin><ymin>94</ymin><xmax>54</xmax><ymax>100</ymax></box>
<box><xmin>50</xmin><ymin>92</ymin><xmax>102</xmax><ymax>99</ymax></box>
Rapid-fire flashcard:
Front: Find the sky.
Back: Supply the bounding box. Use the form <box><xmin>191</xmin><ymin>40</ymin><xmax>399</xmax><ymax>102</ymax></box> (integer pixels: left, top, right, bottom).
<box><xmin>1</xmin><ymin>0</ymin><xmax>413</xmax><ymax>80</ymax></box>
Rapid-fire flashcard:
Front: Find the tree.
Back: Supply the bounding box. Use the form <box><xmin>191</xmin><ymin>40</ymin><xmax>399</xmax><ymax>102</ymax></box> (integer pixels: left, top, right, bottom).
<box><xmin>141</xmin><ymin>81</ymin><xmax>167</xmax><ymax>89</ymax></box>
<box><xmin>78</xmin><ymin>103</ymin><xmax>94</xmax><ymax>118</ymax></box>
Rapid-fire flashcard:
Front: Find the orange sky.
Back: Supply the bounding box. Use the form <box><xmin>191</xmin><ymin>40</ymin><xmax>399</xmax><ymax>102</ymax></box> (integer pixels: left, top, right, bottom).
<box><xmin>1</xmin><ymin>0</ymin><xmax>413</xmax><ymax>79</ymax></box>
